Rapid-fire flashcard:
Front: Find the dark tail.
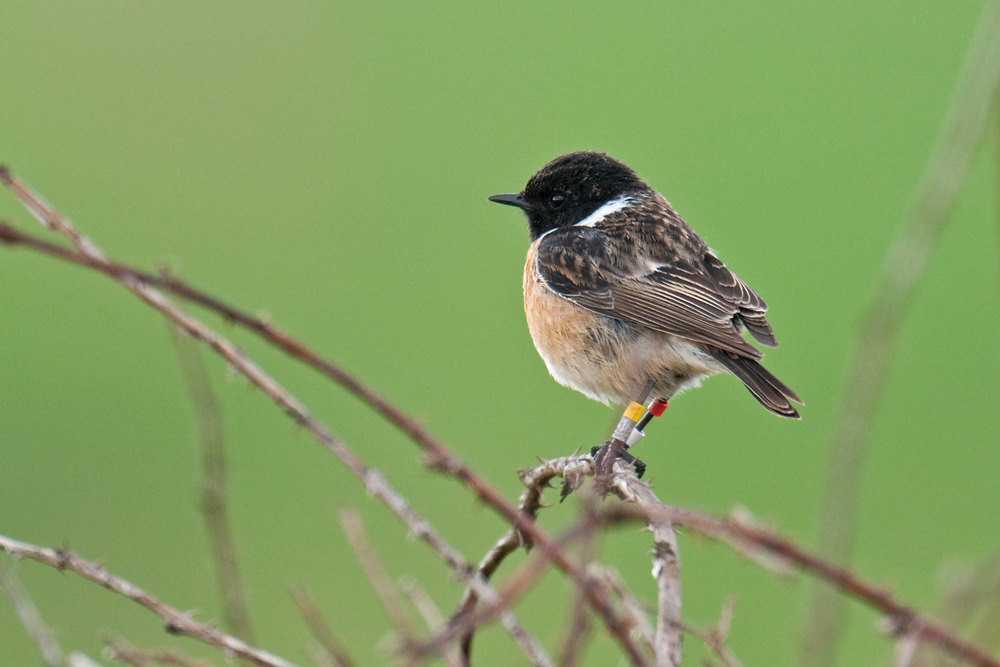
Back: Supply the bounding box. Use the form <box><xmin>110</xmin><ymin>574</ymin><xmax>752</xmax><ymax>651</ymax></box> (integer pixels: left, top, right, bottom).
<box><xmin>709</xmin><ymin>350</ymin><xmax>802</xmax><ymax>419</ymax></box>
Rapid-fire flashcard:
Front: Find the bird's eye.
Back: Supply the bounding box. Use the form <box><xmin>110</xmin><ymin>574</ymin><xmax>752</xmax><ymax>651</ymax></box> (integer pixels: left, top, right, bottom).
<box><xmin>549</xmin><ymin>194</ymin><xmax>566</xmax><ymax>210</ymax></box>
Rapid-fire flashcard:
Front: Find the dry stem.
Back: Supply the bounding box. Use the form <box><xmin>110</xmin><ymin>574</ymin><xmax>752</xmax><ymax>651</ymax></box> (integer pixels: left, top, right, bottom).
<box><xmin>170</xmin><ymin>332</ymin><xmax>256</xmax><ymax>645</ymax></box>
<box><xmin>104</xmin><ymin>640</ymin><xmax>220</xmax><ymax>667</ymax></box>
<box><xmin>338</xmin><ymin>508</ymin><xmax>418</xmax><ymax>654</ymax></box>
<box><xmin>0</xmin><ymin>556</ymin><xmax>66</xmax><ymax>667</ymax></box>
<box><xmin>453</xmin><ymin>455</ymin><xmax>679</xmax><ymax>666</ymax></box>
<box><xmin>289</xmin><ymin>586</ymin><xmax>356</xmax><ymax>667</ymax></box>
<box><xmin>0</xmin><ymin>169</ymin><xmax>561</xmax><ymax>666</ymax></box>
<box><xmin>0</xmin><ymin>535</ymin><xmax>296</xmax><ymax>667</ymax></box>
<box><xmin>802</xmin><ymin>1</ymin><xmax>1000</xmax><ymax>663</ymax></box>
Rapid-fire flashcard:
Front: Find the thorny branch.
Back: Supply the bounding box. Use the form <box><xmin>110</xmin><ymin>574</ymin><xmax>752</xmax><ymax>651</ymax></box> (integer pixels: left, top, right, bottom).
<box><xmin>3</xmin><ymin>141</ymin><xmax>999</xmax><ymax>664</ymax></box>
<box><xmin>453</xmin><ymin>454</ymin><xmax>595</xmax><ymax>661</ymax></box>
<box><xmin>0</xmin><ymin>535</ymin><xmax>296</xmax><ymax>667</ymax></box>
<box><xmin>451</xmin><ymin>455</ymin><xmax>680</xmax><ymax>666</ymax></box>
<box><xmin>0</xmin><ymin>222</ymin><xmax>553</xmax><ymax>667</ymax></box>
<box><xmin>487</xmin><ymin>455</ymin><xmax>1000</xmax><ymax>667</ymax></box>
<box><xmin>421</xmin><ymin>504</ymin><xmax>634</xmax><ymax>663</ymax></box>
<box><xmin>672</xmin><ymin>509</ymin><xmax>1000</xmax><ymax>667</ymax></box>
<box><xmin>0</xmin><ymin>169</ymin><xmax>587</xmax><ymax>666</ymax></box>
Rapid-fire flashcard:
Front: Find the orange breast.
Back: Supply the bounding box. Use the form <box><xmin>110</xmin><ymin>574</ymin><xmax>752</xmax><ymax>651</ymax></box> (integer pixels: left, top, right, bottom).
<box><xmin>522</xmin><ymin>240</ymin><xmax>720</xmax><ymax>405</ymax></box>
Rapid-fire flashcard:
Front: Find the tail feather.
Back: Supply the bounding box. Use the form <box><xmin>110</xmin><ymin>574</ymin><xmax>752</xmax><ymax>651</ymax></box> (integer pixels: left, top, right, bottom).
<box><xmin>709</xmin><ymin>350</ymin><xmax>802</xmax><ymax>419</ymax></box>
<box><xmin>738</xmin><ymin>312</ymin><xmax>779</xmax><ymax>347</ymax></box>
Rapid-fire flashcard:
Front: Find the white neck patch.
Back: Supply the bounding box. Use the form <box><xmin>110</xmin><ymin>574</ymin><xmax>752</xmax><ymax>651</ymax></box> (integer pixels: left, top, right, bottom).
<box><xmin>574</xmin><ymin>196</ymin><xmax>633</xmax><ymax>227</ymax></box>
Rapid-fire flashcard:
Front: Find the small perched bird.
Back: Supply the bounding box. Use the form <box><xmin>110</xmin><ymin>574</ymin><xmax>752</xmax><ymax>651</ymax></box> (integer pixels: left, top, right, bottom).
<box><xmin>490</xmin><ymin>151</ymin><xmax>801</xmax><ymax>419</ymax></box>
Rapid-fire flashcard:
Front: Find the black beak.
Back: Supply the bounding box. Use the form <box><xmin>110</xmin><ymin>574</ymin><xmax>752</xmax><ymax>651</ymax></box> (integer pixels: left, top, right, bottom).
<box><xmin>488</xmin><ymin>193</ymin><xmax>531</xmax><ymax>210</ymax></box>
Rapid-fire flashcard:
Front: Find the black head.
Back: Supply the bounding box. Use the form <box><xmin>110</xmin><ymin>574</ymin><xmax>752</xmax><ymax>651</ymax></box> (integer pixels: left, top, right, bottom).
<box><xmin>489</xmin><ymin>152</ymin><xmax>649</xmax><ymax>240</ymax></box>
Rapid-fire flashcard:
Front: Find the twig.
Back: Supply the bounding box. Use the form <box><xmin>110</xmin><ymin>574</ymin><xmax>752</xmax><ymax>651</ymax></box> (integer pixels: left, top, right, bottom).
<box><xmin>801</xmin><ymin>2</ymin><xmax>1000</xmax><ymax>664</ymax></box>
<box><xmin>892</xmin><ymin>633</ymin><xmax>921</xmax><ymax>667</ymax></box>
<box><xmin>680</xmin><ymin>596</ymin><xmax>743</xmax><ymax>667</ymax></box>
<box><xmin>69</xmin><ymin>654</ymin><xmax>109</xmax><ymax>667</ymax></box>
<box><xmin>557</xmin><ymin>515</ymin><xmax>597</xmax><ymax>667</ymax></box>
<box><xmin>424</xmin><ymin>506</ymin><xmax>628</xmax><ymax>663</ymax></box>
<box><xmin>509</xmin><ymin>455</ymin><xmax>1000</xmax><ymax>667</ymax></box>
<box><xmin>0</xmin><ymin>173</ymin><xmax>631</xmax><ymax>665</ymax></box>
<box><xmin>668</xmin><ymin>509</ymin><xmax>1000</xmax><ymax>667</ymax></box>
<box><xmin>289</xmin><ymin>586</ymin><xmax>355</xmax><ymax>667</ymax></box>
<box><xmin>170</xmin><ymin>331</ymin><xmax>256</xmax><ymax>644</ymax></box>
<box><xmin>0</xmin><ymin>556</ymin><xmax>66</xmax><ymax>667</ymax></box>
<box><xmin>0</xmin><ymin>172</ymin><xmax>559</xmax><ymax>666</ymax></box>
<box><xmin>455</xmin><ymin>454</ymin><xmax>593</xmax><ymax>661</ymax></box>
<box><xmin>598</xmin><ymin>564</ymin><xmax>656</xmax><ymax>653</ymax></box>
<box><xmin>909</xmin><ymin>552</ymin><xmax>1000</xmax><ymax>667</ymax></box>
<box><xmin>450</xmin><ymin>456</ymin><xmax>681</xmax><ymax>666</ymax></box>
<box><xmin>302</xmin><ymin>643</ymin><xmax>341</xmax><ymax>667</ymax></box>
<box><xmin>399</xmin><ymin>579</ymin><xmax>463</xmax><ymax>667</ymax></box>
<box><xmin>0</xmin><ymin>535</ymin><xmax>297</xmax><ymax>667</ymax></box>
<box><xmin>104</xmin><ymin>640</ymin><xmax>219</xmax><ymax>667</ymax></box>
<box><xmin>558</xmin><ymin>559</ymin><xmax>660</xmax><ymax>667</ymax></box>
<box><xmin>606</xmin><ymin>460</ymin><xmax>682</xmax><ymax>667</ymax></box>
<box><xmin>558</xmin><ymin>582</ymin><xmax>593</xmax><ymax>667</ymax></box>
<box><xmin>960</xmin><ymin>553</ymin><xmax>1000</xmax><ymax>666</ymax></box>
<box><xmin>337</xmin><ymin>508</ymin><xmax>417</xmax><ymax>655</ymax></box>
<box><xmin>399</xmin><ymin>578</ymin><xmax>445</xmax><ymax>634</ymax></box>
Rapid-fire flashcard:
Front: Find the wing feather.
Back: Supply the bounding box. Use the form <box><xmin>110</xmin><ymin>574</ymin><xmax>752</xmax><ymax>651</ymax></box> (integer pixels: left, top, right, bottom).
<box><xmin>534</xmin><ymin>225</ymin><xmax>778</xmax><ymax>359</ymax></box>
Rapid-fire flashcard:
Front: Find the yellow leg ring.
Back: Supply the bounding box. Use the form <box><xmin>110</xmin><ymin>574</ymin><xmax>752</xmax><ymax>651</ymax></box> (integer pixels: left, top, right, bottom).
<box><xmin>624</xmin><ymin>401</ymin><xmax>645</xmax><ymax>423</ymax></box>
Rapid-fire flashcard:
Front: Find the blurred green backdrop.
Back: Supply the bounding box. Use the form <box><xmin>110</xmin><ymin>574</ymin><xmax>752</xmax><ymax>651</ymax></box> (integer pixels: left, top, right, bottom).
<box><xmin>2</xmin><ymin>2</ymin><xmax>999</xmax><ymax>665</ymax></box>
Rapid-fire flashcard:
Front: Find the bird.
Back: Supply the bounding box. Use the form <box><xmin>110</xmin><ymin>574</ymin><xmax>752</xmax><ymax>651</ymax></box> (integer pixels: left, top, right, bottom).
<box><xmin>489</xmin><ymin>151</ymin><xmax>801</xmax><ymax>420</ymax></box>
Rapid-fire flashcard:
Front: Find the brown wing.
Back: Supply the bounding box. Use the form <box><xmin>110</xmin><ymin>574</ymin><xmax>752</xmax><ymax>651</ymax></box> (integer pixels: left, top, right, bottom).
<box><xmin>534</xmin><ymin>226</ymin><xmax>776</xmax><ymax>360</ymax></box>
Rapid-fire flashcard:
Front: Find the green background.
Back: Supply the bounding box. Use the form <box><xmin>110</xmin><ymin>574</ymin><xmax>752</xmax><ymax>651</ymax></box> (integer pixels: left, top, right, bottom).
<box><xmin>2</xmin><ymin>2</ymin><xmax>999</xmax><ymax>665</ymax></box>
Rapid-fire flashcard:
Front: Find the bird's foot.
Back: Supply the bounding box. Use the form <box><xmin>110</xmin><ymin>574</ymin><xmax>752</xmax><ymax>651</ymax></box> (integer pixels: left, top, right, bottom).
<box><xmin>591</xmin><ymin>441</ymin><xmax>645</xmax><ymax>480</ymax></box>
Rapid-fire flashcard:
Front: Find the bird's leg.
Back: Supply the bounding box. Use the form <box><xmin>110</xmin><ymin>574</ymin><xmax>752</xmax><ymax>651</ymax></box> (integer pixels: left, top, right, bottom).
<box><xmin>594</xmin><ymin>381</ymin><xmax>656</xmax><ymax>480</ymax></box>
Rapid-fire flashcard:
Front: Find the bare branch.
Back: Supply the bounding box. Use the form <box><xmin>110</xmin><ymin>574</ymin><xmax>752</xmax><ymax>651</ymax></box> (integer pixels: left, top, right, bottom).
<box><xmin>0</xmin><ymin>535</ymin><xmax>297</xmax><ymax>667</ymax></box>
<box><xmin>907</xmin><ymin>552</ymin><xmax>1000</xmax><ymax>667</ymax></box>
<box><xmin>0</xmin><ymin>174</ymin><xmax>558</xmax><ymax>665</ymax></box>
<box><xmin>426</xmin><ymin>506</ymin><xmax>622</xmax><ymax>663</ymax></box>
<box><xmin>338</xmin><ymin>508</ymin><xmax>418</xmax><ymax>654</ymax></box>
<box><xmin>69</xmin><ymin>654</ymin><xmax>109</xmax><ymax>667</ymax></box>
<box><xmin>104</xmin><ymin>640</ymin><xmax>219</xmax><ymax>667</ymax></box>
<box><xmin>506</xmin><ymin>455</ymin><xmax>1000</xmax><ymax>667</ymax></box>
<box><xmin>170</xmin><ymin>331</ymin><xmax>255</xmax><ymax>644</ymax></box>
<box><xmin>455</xmin><ymin>453</ymin><xmax>592</xmax><ymax>661</ymax></box>
<box><xmin>801</xmin><ymin>2</ymin><xmax>1000</xmax><ymax>664</ymax></box>
<box><xmin>398</xmin><ymin>578</ymin><xmax>445</xmax><ymax>634</ymax></box>
<box><xmin>398</xmin><ymin>579</ymin><xmax>463</xmax><ymax>667</ymax></box>
<box><xmin>453</xmin><ymin>456</ymin><xmax>680</xmax><ymax>666</ymax></box>
<box><xmin>670</xmin><ymin>509</ymin><xmax>1000</xmax><ymax>667</ymax></box>
<box><xmin>891</xmin><ymin>633</ymin><xmax>921</xmax><ymax>667</ymax></box>
<box><xmin>606</xmin><ymin>459</ymin><xmax>682</xmax><ymax>667</ymax></box>
<box><xmin>557</xmin><ymin>515</ymin><xmax>597</xmax><ymax>667</ymax></box>
<box><xmin>679</xmin><ymin>596</ymin><xmax>743</xmax><ymax>667</ymax></box>
<box><xmin>0</xmin><ymin>174</ymin><xmax>633</xmax><ymax>665</ymax></box>
<box><xmin>597</xmin><ymin>564</ymin><xmax>656</xmax><ymax>653</ymax></box>
<box><xmin>961</xmin><ymin>553</ymin><xmax>1000</xmax><ymax>665</ymax></box>
<box><xmin>0</xmin><ymin>556</ymin><xmax>66</xmax><ymax>667</ymax></box>
<box><xmin>302</xmin><ymin>643</ymin><xmax>342</xmax><ymax>667</ymax></box>
<box><xmin>289</xmin><ymin>586</ymin><xmax>355</xmax><ymax>667</ymax></box>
